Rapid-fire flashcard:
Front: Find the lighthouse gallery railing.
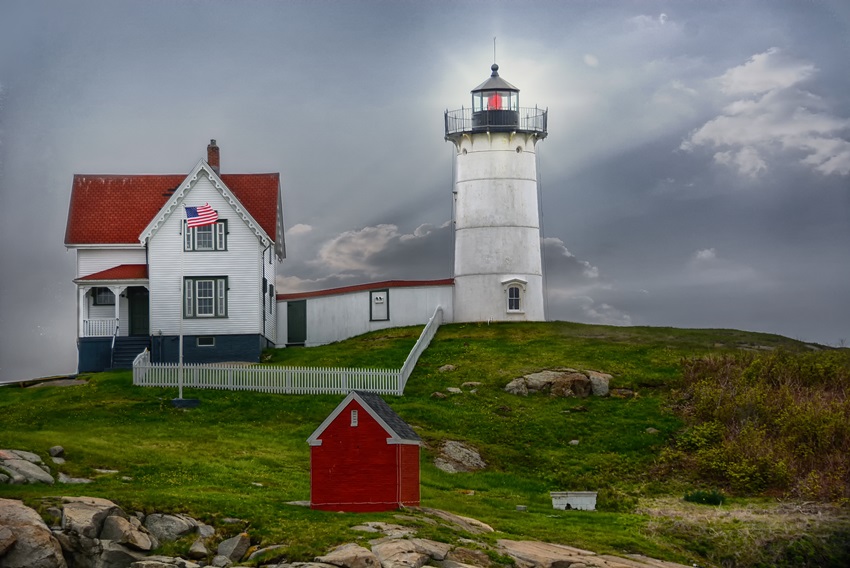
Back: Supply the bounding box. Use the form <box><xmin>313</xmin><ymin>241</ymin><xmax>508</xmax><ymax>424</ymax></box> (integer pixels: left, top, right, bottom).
<box><xmin>444</xmin><ymin>106</ymin><xmax>548</xmax><ymax>138</ymax></box>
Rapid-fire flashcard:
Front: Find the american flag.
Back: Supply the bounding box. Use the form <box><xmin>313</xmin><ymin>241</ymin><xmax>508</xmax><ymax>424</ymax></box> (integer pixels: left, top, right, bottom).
<box><xmin>185</xmin><ymin>203</ymin><xmax>218</xmax><ymax>228</ymax></box>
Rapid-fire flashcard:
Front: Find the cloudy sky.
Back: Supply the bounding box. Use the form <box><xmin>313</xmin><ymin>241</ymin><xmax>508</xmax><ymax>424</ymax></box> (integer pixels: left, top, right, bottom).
<box><xmin>1</xmin><ymin>1</ymin><xmax>849</xmax><ymax>382</ymax></box>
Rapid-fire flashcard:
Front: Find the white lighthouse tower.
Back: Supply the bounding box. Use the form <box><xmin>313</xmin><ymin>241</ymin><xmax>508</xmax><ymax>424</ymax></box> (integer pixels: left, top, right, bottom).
<box><xmin>445</xmin><ymin>64</ymin><xmax>548</xmax><ymax>322</ymax></box>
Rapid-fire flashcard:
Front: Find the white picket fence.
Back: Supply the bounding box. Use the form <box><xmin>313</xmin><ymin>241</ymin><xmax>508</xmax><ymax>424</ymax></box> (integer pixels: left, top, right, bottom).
<box><xmin>133</xmin><ymin>306</ymin><xmax>443</xmax><ymax>396</ymax></box>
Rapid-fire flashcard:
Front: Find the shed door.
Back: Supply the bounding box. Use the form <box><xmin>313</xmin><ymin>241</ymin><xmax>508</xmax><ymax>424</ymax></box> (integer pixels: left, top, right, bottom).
<box><xmin>287</xmin><ymin>300</ymin><xmax>307</xmax><ymax>345</ymax></box>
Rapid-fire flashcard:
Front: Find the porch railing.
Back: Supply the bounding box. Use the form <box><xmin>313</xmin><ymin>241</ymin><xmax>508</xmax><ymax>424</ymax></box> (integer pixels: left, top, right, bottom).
<box><xmin>83</xmin><ymin>318</ymin><xmax>118</xmax><ymax>337</ymax></box>
<box><xmin>132</xmin><ymin>306</ymin><xmax>444</xmax><ymax>396</ymax></box>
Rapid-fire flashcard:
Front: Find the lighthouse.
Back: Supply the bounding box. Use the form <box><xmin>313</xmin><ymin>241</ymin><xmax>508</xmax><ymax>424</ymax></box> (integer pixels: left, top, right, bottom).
<box><xmin>445</xmin><ymin>64</ymin><xmax>548</xmax><ymax>322</ymax></box>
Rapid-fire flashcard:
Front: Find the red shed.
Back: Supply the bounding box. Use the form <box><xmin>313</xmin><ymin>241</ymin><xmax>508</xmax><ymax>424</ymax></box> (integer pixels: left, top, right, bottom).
<box><xmin>307</xmin><ymin>390</ymin><xmax>421</xmax><ymax>512</ymax></box>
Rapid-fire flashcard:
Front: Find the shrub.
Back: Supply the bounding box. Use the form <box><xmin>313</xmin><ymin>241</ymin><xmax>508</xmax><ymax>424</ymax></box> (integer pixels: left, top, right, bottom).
<box><xmin>683</xmin><ymin>489</ymin><xmax>725</xmax><ymax>506</ymax></box>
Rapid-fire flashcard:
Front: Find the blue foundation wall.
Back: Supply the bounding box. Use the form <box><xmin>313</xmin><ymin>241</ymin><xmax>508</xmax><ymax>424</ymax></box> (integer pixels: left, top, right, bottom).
<box><xmin>150</xmin><ymin>334</ymin><xmax>271</xmax><ymax>364</ymax></box>
<box><xmin>78</xmin><ymin>338</ymin><xmax>112</xmax><ymax>373</ymax></box>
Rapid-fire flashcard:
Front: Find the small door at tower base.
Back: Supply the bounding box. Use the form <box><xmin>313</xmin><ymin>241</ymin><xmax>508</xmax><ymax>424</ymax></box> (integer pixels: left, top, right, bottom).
<box><xmin>307</xmin><ymin>391</ymin><xmax>421</xmax><ymax>512</ymax></box>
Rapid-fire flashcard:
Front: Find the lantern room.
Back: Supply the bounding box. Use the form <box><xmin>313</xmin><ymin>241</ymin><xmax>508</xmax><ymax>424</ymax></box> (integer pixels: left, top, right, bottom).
<box><xmin>471</xmin><ymin>63</ymin><xmax>520</xmax><ymax>131</ymax></box>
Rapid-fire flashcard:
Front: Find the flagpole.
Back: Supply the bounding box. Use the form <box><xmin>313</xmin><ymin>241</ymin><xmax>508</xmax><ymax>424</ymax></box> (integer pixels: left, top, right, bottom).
<box><xmin>178</xmin><ymin>209</ymin><xmax>184</xmax><ymax>401</ymax></box>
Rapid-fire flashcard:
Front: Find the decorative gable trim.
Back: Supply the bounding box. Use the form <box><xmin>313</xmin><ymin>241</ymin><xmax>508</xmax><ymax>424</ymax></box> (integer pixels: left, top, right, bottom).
<box><xmin>139</xmin><ymin>160</ymin><xmax>272</xmax><ymax>247</ymax></box>
<box><xmin>306</xmin><ymin>391</ymin><xmax>421</xmax><ymax>447</ymax></box>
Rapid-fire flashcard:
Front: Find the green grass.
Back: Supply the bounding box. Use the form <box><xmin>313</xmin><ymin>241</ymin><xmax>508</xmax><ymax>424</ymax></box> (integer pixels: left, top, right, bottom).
<box><xmin>0</xmin><ymin>321</ymin><xmax>845</xmax><ymax>567</ymax></box>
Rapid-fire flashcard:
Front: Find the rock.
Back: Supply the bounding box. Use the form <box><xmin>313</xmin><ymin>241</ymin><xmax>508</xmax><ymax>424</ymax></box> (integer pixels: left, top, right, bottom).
<box><xmin>99</xmin><ymin>540</ymin><xmax>150</xmax><ymax>567</ymax></box>
<box><xmin>61</xmin><ymin>496</ymin><xmax>124</xmax><ymax>539</ymax></box>
<box><xmin>585</xmin><ymin>371</ymin><xmax>611</xmax><ymax>397</ymax></box>
<box><xmin>445</xmin><ymin>547</ymin><xmax>492</xmax><ymax>567</ymax></box>
<box><xmin>431</xmin><ymin>392</ymin><xmax>447</xmax><ymax>399</ymax></box>
<box><xmin>569</xmin><ymin>440</ymin><xmax>580</xmax><ymax>446</ymax></box>
<box><xmin>0</xmin><ymin>498</ymin><xmax>67</xmax><ymax>568</ymax></box>
<box><xmin>434</xmin><ymin>441</ymin><xmax>486</xmax><ymax>473</ymax></box>
<box><xmin>503</xmin><ymin>378</ymin><xmax>528</xmax><ymax>396</ymax></box>
<box><xmin>188</xmin><ymin>537</ymin><xmax>209</xmax><ymax>559</ymax></box>
<box><xmin>0</xmin><ymin>472</ymin><xmax>8</xmax><ymax>483</ymax></box>
<box><xmin>371</xmin><ymin>539</ymin><xmax>430</xmax><ymax>568</ymax></box>
<box><xmin>610</xmin><ymin>388</ymin><xmax>635</xmax><ymax>399</ymax></box>
<box><xmin>496</xmin><ymin>540</ymin><xmax>596</xmax><ymax>568</ymax></box>
<box><xmin>438</xmin><ymin>365</ymin><xmax>456</xmax><ymax>372</ymax></box>
<box><xmin>49</xmin><ymin>446</ymin><xmax>65</xmax><ymax>458</ymax></box>
<box><xmin>446</xmin><ymin>387</ymin><xmax>462</xmax><ymax>394</ymax></box>
<box><xmin>645</xmin><ymin>427</ymin><xmax>660</xmax><ymax>435</ymax></box>
<box><xmin>144</xmin><ymin>513</ymin><xmax>197</xmax><ymax>542</ymax></box>
<box><xmin>100</xmin><ymin>515</ymin><xmax>158</xmax><ymax>551</ymax></box>
<box><xmin>0</xmin><ymin>525</ymin><xmax>17</xmax><ymax>555</ymax></box>
<box><xmin>52</xmin><ymin>457</ymin><xmax>66</xmax><ymax>465</ymax></box>
<box><xmin>550</xmin><ymin>373</ymin><xmax>591</xmax><ymax>398</ymax></box>
<box><xmin>247</xmin><ymin>543</ymin><xmax>286</xmax><ymax>561</ymax></box>
<box><xmin>408</xmin><ymin>538</ymin><xmax>452</xmax><ymax>561</ymax></box>
<box><xmin>217</xmin><ymin>532</ymin><xmax>250</xmax><ymax>562</ymax></box>
<box><xmin>419</xmin><ymin>509</ymin><xmax>494</xmax><ymax>534</ymax></box>
<box><xmin>461</xmin><ymin>382</ymin><xmax>481</xmax><ymax>388</ymax></box>
<box><xmin>197</xmin><ymin>522</ymin><xmax>216</xmax><ymax>538</ymax></box>
<box><xmin>211</xmin><ymin>555</ymin><xmax>232</xmax><ymax>567</ymax></box>
<box><xmin>131</xmin><ymin>558</ymin><xmax>202</xmax><ymax>568</ymax></box>
<box><xmin>9</xmin><ymin>449</ymin><xmax>43</xmax><ymax>463</ymax></box>
<box><xmin>57</xmin><ymin>472</ymin><xmax>93</xmax><ymax>484</ymax></box>
<box><xmin>523</xmin><ymin>371</ymin><xmax>562</xmax><ymax>392</ymax></box>
<box><xmin>0</xmin><ymin>459</ymin><xmax>54</xmax><ymax>484</ymax></box>
<box><xmin>316</xmin><ymin>543</ymin><xmax>381</xmax><ymax>568</ymax></box>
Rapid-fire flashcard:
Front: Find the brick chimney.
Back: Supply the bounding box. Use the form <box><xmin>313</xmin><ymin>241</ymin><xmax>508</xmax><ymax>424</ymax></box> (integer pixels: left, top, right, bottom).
<box><xmin>207</xmin><ymin>139</ymin><xmax>220</xmax><ymax>174</ymax></box>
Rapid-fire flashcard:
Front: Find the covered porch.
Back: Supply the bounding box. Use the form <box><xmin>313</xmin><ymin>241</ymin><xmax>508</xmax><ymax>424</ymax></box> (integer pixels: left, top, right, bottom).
<box><xmin>75</xmin><ymin>264</ymin><xmax>151</xmax><ymax>371</ymax></box>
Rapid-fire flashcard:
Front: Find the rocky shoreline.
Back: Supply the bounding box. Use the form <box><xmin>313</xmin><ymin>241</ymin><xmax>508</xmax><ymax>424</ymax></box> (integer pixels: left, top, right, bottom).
<box><xmin>0</xmin><ymin>496</ymin><xmax>693</xmax><ymax>568</ymax></box>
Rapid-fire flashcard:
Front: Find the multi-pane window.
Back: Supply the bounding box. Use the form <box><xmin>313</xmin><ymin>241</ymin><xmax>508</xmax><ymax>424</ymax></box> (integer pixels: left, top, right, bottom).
<box><xmin>184</xmin><ymin>277</ymin><xmax>227</xmax><ymax>318</ymax></box>
<box><xmin>184</xmin><ymin>221</ymin><xmax>227</xmax><ymax>251</ymax></box>
<box><xmin>92</xmin><ymin>287</ymin><xmax>115</xmax><ymax>306</ymax></box>
<box><xmin>507</xmin><ymin>286</ymin><xmax>521</xmax><ymax>311</ymax></box>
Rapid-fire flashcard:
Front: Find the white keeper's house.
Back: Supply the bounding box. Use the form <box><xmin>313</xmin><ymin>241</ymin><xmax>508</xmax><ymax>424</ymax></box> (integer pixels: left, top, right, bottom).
<box><xmin>65</xmin><ymin>63</ymin><xmax>548</xmax><ymax>371</ymax></box>
<box><xmin>64</xmin><ymin>141</ymin><xmax>284</xmax><ymax>372</ymax></box>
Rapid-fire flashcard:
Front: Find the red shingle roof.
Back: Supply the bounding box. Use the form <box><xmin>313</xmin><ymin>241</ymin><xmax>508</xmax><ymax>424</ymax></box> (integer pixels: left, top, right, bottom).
<box><xmin>64</xmin><ymin>172</ymin><xmax>280</xmax><ymax>245</ymax></box>
<box><xmin>276</xmin><ymin>279</ymin><xmax>454</xmax><ymax>301</ymax></box>
<box><xmin>76</xmin><ymin>264</ymin><xmax>148</xmax><ymax>281</ymax></box>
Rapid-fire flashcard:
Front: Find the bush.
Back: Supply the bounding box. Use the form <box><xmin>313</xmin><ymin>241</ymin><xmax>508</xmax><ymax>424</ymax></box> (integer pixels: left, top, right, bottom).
<box><xmin>683</xmin><ymin>489</ymin><xmax>725</xmax><ymax>506</ymax></box>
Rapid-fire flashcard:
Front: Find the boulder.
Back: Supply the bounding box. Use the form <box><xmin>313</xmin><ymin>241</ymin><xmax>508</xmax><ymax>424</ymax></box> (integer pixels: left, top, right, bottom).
<box><xmin>496</xmin><ymin>540</ymin><xmax>596</xmax><ymax>568</ymax></box>
<box><xmin>503</xmin><ymin>378</ymin><xmax>528</xmax><ymax>396</ymax></box>
<box><xmin>446</xmin><ymin>387</ymin><xmax>462</xmax><ymax>394</ymax></box>
<box><xmin>444</xmin><ymin>547</ymin><xmax>492</xmax><ymax>567</ymax></box>
<box><xmin>188</xmin><ymin>537</ymin><xmax>209</xmax><ymax>559</ymax></box>
<box><xmin>0</xmin><ymin>459</ymin><xmax>54</xmax><ymax>485</ymax></box>
<box><xmin>144</xmin><ymin>513</ymin><xmax>196</xmax><ymax>542</ymax></box>
<box><xmin>371</xmin><ymin>539</ymin><xmax>430</xmax><ymax>568</ymax></box>
<box><xmin>8</xmin><ymin>449</ymin><xmax>42</xmax><ymax>463</ymax></box>
<box><xmin>0</xmin><ymin>498</ymin><xmax>67</xmax><ymax>568</ymax></box>
<box><xmin>48</xmin><ymin>446</ymin><xmax>65</xmax><ymax>458</ymax></box>
<box><xmin>211</xmin><ymin>555</ymin><xmax>232</xmax><ymax>567</ymax></box>
<box><xmin>61</xmin><ymin>496</ymin><xmax>124</xmax><ymax>538</ymax></box>
<box><xmin>0</xmin><ymin>525</ymin><xmax>17</xmax><ymax>555</ymax></box>
<box><xmin>100</xmin><ymin>515</ymin><xmax>159</xmax><ymax>551</ymax></box>
<box><xmin>247</xmin><ymin>543</ymin><xmax>286</xmax><ymax>561</ymax></box>
<box><xmin>585</xmin><ymin>371</ymin><xmax>610</xmax><ymax>397</ymax></box>
<box><xmin>438</xmin><ymin>365</ymin><xmax>456</xmax><ymax>372</ymax></box>
<box><xmin>217</xmin><ymin>532</ymin><xmax>250</xmax><ymax>562</ymax></box>
<box><xmin>316</xmin><ymin>543</ymin><xmax>381</xmax><ymax>568</ymax></box>
<box><xmin>98</xmin><ymin>540</ymin><xmax>149</xmax><ymax>568</ymax></box>
<box><xmin>434</xmin><ymin>441</ymin><xmax>486</xmax><ymax>473</ymax></box>
<box><xmin>408</xmin><ymin>538</ymin><xmax>452</xmax><ymax>561</ymax></box>
<box><xmin>550</xmin><ymin>373</ymin><xmax>591</xmax><ymax>398</ymax></box>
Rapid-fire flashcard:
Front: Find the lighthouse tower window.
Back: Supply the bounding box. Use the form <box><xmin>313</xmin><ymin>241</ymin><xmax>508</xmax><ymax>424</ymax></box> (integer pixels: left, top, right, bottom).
<box><xmin>507</xmin><ymin>286</ymin><xmax>521</xmax><ymax>312</ymax></box>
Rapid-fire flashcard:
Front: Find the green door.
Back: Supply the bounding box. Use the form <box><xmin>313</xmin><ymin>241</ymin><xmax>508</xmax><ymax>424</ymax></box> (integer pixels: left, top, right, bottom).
<box><xmin>287</xmin><ymin>300</ymin><xmax>307</xmax><ymax>345</ymax></box>
<box><xmin>128</xmin><ymin>288</ymin><xmax>150</xmax><ymax>336</ymax></box>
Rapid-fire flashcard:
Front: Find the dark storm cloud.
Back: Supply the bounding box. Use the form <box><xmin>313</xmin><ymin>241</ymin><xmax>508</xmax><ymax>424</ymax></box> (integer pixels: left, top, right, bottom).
<box><xmin>2</xmin><ymin>1</ymin><xmax>849</xmax><ymax>381</ymax></box>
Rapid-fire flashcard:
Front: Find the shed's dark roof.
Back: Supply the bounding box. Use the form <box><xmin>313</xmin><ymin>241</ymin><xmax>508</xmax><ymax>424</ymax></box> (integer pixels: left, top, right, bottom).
<box><xmin>354</xmin><ymin>391</ymin><xmax>420</xmax><ymax>441</ymax></box>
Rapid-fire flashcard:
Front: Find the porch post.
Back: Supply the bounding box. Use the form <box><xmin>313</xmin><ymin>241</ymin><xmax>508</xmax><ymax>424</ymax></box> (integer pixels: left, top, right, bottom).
<box><xmin>78</xmin><ymin>287</ymin><xmax>89</xmax><ymax>337</ymax></box>
<box><xmin>110</xmin><ymin>286</ymin><xmax>124</xmax><ymax>336</ymax></box>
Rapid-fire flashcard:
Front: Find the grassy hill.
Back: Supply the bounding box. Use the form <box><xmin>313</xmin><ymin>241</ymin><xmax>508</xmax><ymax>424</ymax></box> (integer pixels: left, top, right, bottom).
<box><xmin>1</xmin><ymin>321</ymin><xmax>848</xmax><ymax>567</ymax></box>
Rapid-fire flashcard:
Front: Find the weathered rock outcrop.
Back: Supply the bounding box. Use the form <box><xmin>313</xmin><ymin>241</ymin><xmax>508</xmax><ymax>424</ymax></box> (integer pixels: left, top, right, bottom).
<box><xmin>505</xmin><ymin>369</ymin><xmax>612</xmax><ymax>399</ymax></box>
<box><xmin>0</xmin><ymin>498</ymin><xmax>67</xmax><ymax>568</ymax></box>
<box><xmin>433</xmin><ymin>441</ymin><xmax>486</xmax><ymax>474</ymax></box>
<box><xmin>0</xmin><ymin>498</ymin><xmax>693</xmax><ymax>568</ymax></box>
